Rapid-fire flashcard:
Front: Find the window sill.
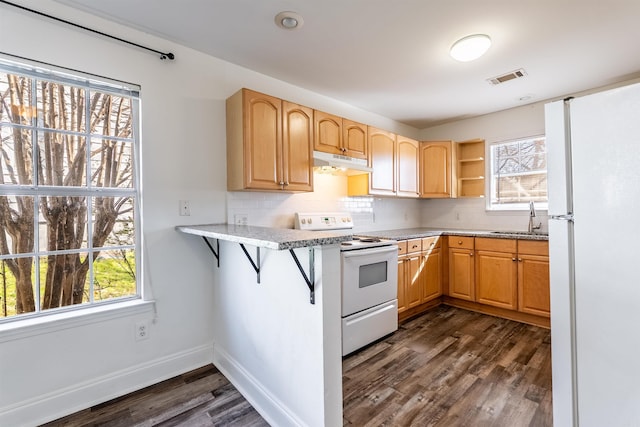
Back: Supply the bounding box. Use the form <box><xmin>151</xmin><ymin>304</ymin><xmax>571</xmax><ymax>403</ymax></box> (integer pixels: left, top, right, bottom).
<box><xmin>0</xmin><ymin>299</ymin><xmax>155</xmax><ymax>343</ymax></box>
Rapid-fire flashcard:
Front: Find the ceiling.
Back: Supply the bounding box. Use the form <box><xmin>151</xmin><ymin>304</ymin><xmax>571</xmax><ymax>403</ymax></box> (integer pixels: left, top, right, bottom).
<box><xmin>52</xmin><ymin>0</ymin><xmax>640</xmax><ymax>129</ymax></box>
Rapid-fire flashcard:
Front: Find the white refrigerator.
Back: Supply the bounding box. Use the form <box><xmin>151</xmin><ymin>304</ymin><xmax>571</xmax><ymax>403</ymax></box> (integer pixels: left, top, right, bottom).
<box><xmin>546</xmin><ymin>83</ymin><xmax>640</xmax><ymax>427</ymax></box>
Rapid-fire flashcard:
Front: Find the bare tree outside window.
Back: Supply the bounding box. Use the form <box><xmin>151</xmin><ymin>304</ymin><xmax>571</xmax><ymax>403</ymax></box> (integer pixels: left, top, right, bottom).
<box><xmin>490</xmin><ymin>137</ymin><xmax>547</xmax><ymax>207</ymax></box>
<box><xmin>0</xmin><ymin>60</ymin><xmax>139</xmax><ymax>320</ymax></box>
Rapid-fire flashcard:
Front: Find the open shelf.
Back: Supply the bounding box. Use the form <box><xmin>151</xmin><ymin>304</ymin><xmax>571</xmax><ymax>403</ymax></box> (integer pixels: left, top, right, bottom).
<box><xmin>456</xmin><ymin>139</ymin><xmax>485</xmax><ymax>198</ymax></box>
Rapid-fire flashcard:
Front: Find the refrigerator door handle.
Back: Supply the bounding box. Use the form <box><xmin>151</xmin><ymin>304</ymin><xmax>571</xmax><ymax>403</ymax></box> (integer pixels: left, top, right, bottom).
<box><xmin>550</xmin><ymin>214</ymin><xmax>574</xmax><ymax>222</ymax></box>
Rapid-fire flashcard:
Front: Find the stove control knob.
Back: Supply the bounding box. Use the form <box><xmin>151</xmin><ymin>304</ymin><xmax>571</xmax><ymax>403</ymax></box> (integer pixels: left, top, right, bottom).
<box><xmin>308</xmin><ymin>218</ymin><xmax>313</xmax><ymax>224</ymax></box>
<box><xmin>301</xmin><ymin>218</ymin><xmax>307</xmax><ymax>224</ymax></box>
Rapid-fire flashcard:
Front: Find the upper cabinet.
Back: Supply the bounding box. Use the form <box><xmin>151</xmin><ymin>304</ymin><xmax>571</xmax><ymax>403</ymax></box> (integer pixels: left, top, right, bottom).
<box><xmin>313</xmin><ymin>110</ymin><xmax>342</xmax><ymax>155</ymax></box>
<box><xmin>348</xmin><ymin>129</ymin><xmax>420</xmax><ymax>198</ymax></box>
<box><xmin>342</xmin><ymin>119</ymin><xmax>368</xmax><ymax>159</ymax></box>
<box><xmin>455</xmin><ymin>139</ymin><xmax>486</xmax><ymax>198</ymax></box>
<box><xmin>396</xmin><ymin>136</ymin><xmax>420</xmax><ymax>198</ymax></box>
<box><xmin>227</xmin><ymin>88</ymin><xmax>313</xmax><ymax>192</ymax></box>
<box><xmin>314</xmin><ymin>111</ymin><xmax>368</xmax><ymax>160</ymax></box>
<box><xmin>226</xmin><ymin>88</ymin><xmax>485</xmax><ymax>199</ymax></box>
<box><xmin>283</xmin><ymin>101</ymin><xmax>314</xmax><ymax>191</ymax></box>
<box><xmin>368</xmin><ymin>127</ymin><xmax>397</xmax><ymax>196</ymax></box>
<box><xmin>420</xmin><ymin>141</ymin><xmax>453</xmax><ymax>198</ymax></box>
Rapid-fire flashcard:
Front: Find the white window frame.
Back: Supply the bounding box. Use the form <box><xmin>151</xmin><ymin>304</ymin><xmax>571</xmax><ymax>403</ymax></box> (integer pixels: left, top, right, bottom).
<box><xmin>0</xmin><ymin>55</ymin><xmax>143</xmax><ymax>324</ymax></box>
<box><xmin>486</xmin><ymin>135</ymin><xmax>548</xmax><ymax>212</ymax></box>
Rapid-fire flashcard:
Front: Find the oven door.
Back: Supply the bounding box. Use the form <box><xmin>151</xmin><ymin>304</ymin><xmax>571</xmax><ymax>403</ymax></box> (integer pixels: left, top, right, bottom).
<box><xmin>341</xmin><ymin>244</ymin><xmax>398</xmax><ymax>316</ymax></box>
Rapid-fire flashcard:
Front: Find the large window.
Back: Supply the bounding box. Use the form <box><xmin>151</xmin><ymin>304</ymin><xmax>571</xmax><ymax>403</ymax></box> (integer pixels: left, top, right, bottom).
<box><xmin>489</xmin><ymin>136</ymin><xmax>547</xmax><ymax>210</ymax></box>
<box><xmin>0</xmin><ymin>56</ymin><xmax>140</xmax><ymax>322</ymax></box>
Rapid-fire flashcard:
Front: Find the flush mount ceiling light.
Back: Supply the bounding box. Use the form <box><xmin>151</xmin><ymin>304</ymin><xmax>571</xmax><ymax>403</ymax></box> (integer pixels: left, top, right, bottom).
<box><xmin>275</xmin><ymin>11</ymin><xmax>304</xmax><ymax>30</ymax></box>
<box><xmin>450</xmin><ymin>34</ymin><xmax>491</xmax><ymax>62</ymax></box>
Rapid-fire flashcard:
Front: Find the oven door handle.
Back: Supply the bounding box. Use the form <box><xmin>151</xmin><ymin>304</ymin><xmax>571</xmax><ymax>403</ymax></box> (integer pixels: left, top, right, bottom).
<box><xmin>341</xmin><ymin>245</ymin><xmax>398</xmax><ymax>258</ymax></box>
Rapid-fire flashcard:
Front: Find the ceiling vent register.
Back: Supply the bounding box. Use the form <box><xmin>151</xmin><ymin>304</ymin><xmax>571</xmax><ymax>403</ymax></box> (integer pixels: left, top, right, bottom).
<box><xmin>487</xmin><ymin>68</ymin><xmax>527</xmax><ymax>85</ymax></box>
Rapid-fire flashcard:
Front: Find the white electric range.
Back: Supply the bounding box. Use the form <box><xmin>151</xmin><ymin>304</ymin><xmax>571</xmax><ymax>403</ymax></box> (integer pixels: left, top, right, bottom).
<box><xmin>294</xmin><ymin>212</ymin><xmax>398</xmax><ymax>355</ymax></box>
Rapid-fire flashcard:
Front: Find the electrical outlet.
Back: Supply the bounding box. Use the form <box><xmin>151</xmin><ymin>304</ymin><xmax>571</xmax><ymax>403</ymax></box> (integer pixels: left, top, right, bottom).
<box><xmin>234</xmin><ymin>214</ymin><xmax>248</xmax><ymax>225</ymax></box>
<box><xmin>135</xmin><ymin>320</ymin><xmax>150</xmax><ymax>341</ymax></box>
<box><xmin>179</xmin><ymin>200</ymin><xmax>191</xmax><ymax>216</ymax></box>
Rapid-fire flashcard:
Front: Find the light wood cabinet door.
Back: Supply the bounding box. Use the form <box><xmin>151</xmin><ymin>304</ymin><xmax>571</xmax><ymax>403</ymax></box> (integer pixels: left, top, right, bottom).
<box><xmin>407</xmin><ymin>254</ymin><xmax>423</xmax><ymax>309</ymax></box>
<box><xmin>420</xmin><ymin>141</ymin><xmax>452</xmax><ymax>198</ymax></box>
<box><xmin>518</xmin><ymin>253</ymin><xmax>550</xmax><ymax>317</ymax></box>
<box><xmin>397</xmin><ymin>257</ymin><xmax>408</xmax><ymax>314</ymax></box>
<box><xmin>241</xmin><ymin>89</ymin><xmax>282</xmax><ymax>190</ymax></box>
<box><xmin>314</xmin><ymin>110</ymin><xmax>342</xmax><ymax>155</ymax></box>
<box><xmin>448</xmin><ymin>247</ymin><xmax>475</xmax><ymax>301</ymax></box>
<box><xmin>397</xmin><ymin>136</ymin><xmax>420</xmax><ymax>198</ymax></box>
<box><xmin>423</xmin><ymin>249</ymin><xmax>442</xmax><ymax>302</ymax></box>
<box><xmin>475</xmin><ymin>249</ymin><xmax>518</xmax><ymax>310</ymax></box>
<box><xmin>283</xmin><ymin>101</ymin><xmax>313</xmax><ymax>191</ymax></box>
<box><xmin>343</xmin><ymin>119</ymin><xmax>368</xmax><ymax>159</ymax></box>
<box><xmin>368</xmin><ymin>127</ymin><xmax>396</xmax><ymax>195</ymax></box>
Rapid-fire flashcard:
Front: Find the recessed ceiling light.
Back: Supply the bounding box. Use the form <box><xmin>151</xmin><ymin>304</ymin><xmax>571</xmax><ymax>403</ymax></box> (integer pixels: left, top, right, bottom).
<box><xmin>450</xmin><ymin>34</ymin><xmax>491</xmax><ymax>62</ymax></box>
<box><xmin>275</xmin><ymin>11</ymin><xmax>304</xmax><ymax>30</ymax></box>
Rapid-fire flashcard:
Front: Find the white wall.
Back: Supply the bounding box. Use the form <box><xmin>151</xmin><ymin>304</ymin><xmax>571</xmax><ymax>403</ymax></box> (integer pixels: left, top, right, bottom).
<box><xmin>212</xmin><ymin>242</ymin><xmax>342</xmax><ymax>427</ymax></box>
<box><xmin>0</xmin><ymin>1</ymin><xmax>417</xmax><ymax>425</ymax></box>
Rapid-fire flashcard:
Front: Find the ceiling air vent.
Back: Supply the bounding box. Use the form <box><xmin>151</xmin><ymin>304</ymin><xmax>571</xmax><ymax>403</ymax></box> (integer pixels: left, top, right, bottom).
<box><xmin>487</xmin><ymin>68</ymin><xmax>527</xmax><ymax>85</ymax></box>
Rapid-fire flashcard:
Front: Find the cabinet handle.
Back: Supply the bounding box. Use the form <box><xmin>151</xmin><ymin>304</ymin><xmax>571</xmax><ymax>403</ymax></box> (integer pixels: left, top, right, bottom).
<box><xmin>518</xmin><ymin>258</ymin><xmax>522</xmax><ymax>262</ymax></box>
<box><xmin>412</xmin><ymin>245</ymin><xmax>419</xmax><ymax>249</ymax></box>
<box><xmin>458</xmin><ymin>240</ymin><xmax>463</xmax><ymax>245</ymax></box>
<box><xmin>278</xmin><ymin>181</ymin><xmax>285</xmax><ymax>185</ymax></box>
<box><xmin>512</xmin><ymin>258</ymin><xmax>516</xmax><ymax>261</ymax></box>
<box><xmin>469</xmin><ymin>252</ymin><xmax>474</xmax><ymax>256</ymax></box>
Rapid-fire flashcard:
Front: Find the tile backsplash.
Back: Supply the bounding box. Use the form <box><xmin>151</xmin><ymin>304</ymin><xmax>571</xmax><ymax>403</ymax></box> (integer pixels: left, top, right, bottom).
<box><xmin>226</xmin><ymin>172</ymin><xmax>422</xmax><ymax>231</ymax></box>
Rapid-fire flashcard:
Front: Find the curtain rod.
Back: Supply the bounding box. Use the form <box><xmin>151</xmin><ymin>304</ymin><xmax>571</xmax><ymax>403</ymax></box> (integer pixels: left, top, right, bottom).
<box><xmin>1</xmin><ymin>0</ymin><xmax>175</xmax><ymax>61</ymax></box>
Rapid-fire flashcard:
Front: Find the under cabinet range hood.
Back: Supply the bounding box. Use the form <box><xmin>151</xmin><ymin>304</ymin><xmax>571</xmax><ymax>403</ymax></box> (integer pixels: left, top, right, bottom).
<box><xmin>312</xmin><ymin>150</ymin><xmax>372</xmax><ymax>175</ymax></box>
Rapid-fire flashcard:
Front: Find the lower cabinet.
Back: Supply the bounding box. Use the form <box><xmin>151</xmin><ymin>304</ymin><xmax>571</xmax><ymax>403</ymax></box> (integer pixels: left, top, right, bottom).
<box><xmin>396</xmin><ymin>234</ymin><xmax>549</xmax><ymax>326</ymax></box>
<box><xmin>475</xmin><ymin>238</ymin><xmax>518</xmax><ymax>310</ymax></box>
<box><xmin>446</xmin><ymin>236</ymin><xmax>550</xmax><ymax>325</ymax></box>
<box><xmin>448</xmin><ymin>236</ymin><xmax>475</xmax><ymax>301</ymax></box>
<box><xmin>397</xmin><ymin>237</ymin><xmax>442</xmax><ymax>317</ymax></box>
<box><xmin>423</xmin><ymin>241</ymin><xmax>442</xmax><ymax>302</ymax></box>
<box><xmin>517</xmin><ymin>240</ymin><xmax>551</xmax><ymax>317</ymax></box>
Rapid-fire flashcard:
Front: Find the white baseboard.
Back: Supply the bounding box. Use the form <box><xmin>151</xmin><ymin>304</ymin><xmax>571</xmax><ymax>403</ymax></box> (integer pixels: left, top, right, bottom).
<box><xmin>213</xmin><ymin>346</ymin><xmax>306</xmax><ymax>427</ymax></box>
<box><xmin>0</xmin><ymin>344</ymin><xmax>214</xmax><ymax>427</ymax></box>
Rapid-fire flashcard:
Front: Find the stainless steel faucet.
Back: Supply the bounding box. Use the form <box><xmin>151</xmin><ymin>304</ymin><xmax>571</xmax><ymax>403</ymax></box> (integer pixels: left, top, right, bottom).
<box><xmin>528</xmin><ymin>201</ymin><xmax>542</xmax><ymax>233</ymax></box>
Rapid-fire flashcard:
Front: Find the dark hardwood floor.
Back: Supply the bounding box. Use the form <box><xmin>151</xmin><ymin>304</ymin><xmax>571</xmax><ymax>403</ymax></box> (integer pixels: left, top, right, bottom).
<box><xmin>342</xmin><ymin>306</ymin><xmax>552</xmax><ymax>426</ymax></box>
<box><xmin>42</xmin><ymin>365</ymin><xmax>269</xmax><ymax>427</ymax></box>
<box><xmin>45</xmin><ymin>306</ymin><xmax>552</xmax><ymax>426</ymax></box>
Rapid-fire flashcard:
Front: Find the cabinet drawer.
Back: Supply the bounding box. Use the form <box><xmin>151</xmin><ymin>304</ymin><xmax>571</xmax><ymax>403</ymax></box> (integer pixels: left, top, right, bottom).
<box><xmin>421</xmin><ymin>236</ymin><xmax>442</xmax><ymax>252</ymax></box>
<box><xmin>407</xmin><ymin>238</ymin><xmax>422</xmax><ymax>254</ymax></box>
<box><xmin>397</xmin><ymin>240</ymin><xmax>408</xmax><ymax>256</ymax></box>
<box><xmin>449</xmin><ymin>236</ymin><xmax>474</xmax><ymax>249</ymax></box>
<box><xmin>475</xmin><ymin>237</ymin><xmax>516</xmax><ymax>253</ymax></box>
<box><xmin>518</xmin><ymin>240</ymin><xmax>549</xmax><ymax>256</ymax></box>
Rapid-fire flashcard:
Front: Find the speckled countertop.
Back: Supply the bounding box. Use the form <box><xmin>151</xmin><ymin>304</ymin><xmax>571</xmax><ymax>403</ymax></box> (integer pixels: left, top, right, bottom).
<box><xmin>357</xmin><ymin>227</ymin><xmax>549</xmax><ymax>241</ymax></box>
<box><xmin>176</xmin><ymin>223</ymin><xmax>352</xmax><ymax>250</ymax></box>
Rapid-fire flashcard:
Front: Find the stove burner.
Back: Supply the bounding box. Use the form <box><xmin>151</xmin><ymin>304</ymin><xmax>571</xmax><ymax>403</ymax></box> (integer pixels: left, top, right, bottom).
<box><xmin>353</xmin><ymin>237</ymin><xmax>380</xmax><ymax>243</ymax></box>
<box><xmin>342</xmin><ymin>242</ymin><xmax>353</xmax><ymax>246</ymax></box>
